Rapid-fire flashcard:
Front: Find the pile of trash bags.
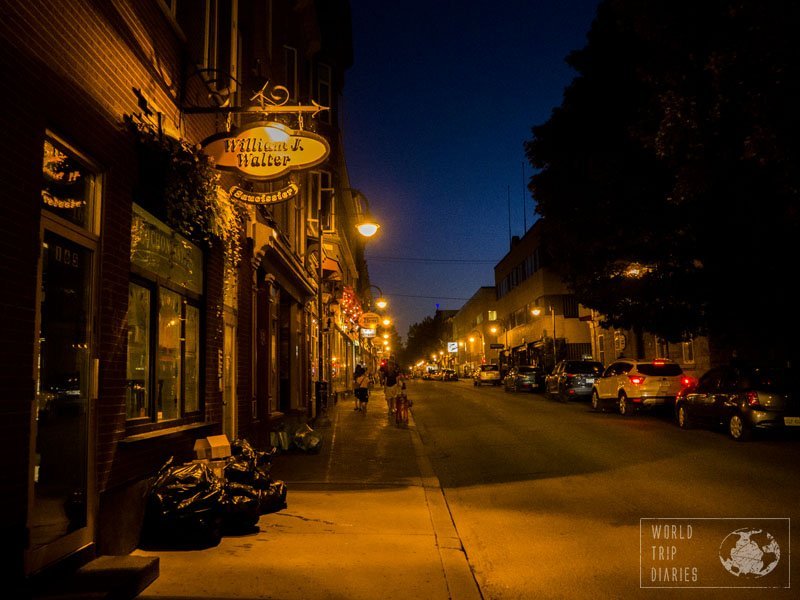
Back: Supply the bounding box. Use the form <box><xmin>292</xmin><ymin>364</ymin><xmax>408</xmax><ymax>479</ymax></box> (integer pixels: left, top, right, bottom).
<box><xmin>141</xmin><ymin>439</ymin><xmax>287</xmax><ymax>548</ymax></box>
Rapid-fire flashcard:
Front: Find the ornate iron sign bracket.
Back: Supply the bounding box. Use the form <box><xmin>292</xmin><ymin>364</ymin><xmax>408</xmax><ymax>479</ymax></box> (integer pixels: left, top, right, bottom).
<box><xmin>183</xmin><ymin>70</ymin><xmax>329</xmax><ymax>130</ymax></box>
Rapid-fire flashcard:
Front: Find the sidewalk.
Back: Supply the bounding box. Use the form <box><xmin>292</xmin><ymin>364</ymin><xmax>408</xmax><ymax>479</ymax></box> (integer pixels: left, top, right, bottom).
<box><xmin>132</xmin><ymin>395</ymin><xmax>483</xmax><ymax>600</ymax></box>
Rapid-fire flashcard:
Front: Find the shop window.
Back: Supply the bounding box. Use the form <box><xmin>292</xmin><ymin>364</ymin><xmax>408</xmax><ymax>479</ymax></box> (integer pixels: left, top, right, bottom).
<box><xmin>655</xmin><ymin>336</ymin><xmax>670</xmax><ymax>359</ymax></box>
<box><xmin>127</xmin><ymin>205</ymin><xmax>203</xmax><ymax>424</ymax></box>
<box><xmin>33</xmin><ymin>134</ymin><xmax>100</xmax><ymax>550</ymax></box>
<box><xmin>41</xmin><ymin>136</ymin><xmax>99</xmax><ymax>232</ymax></box>
<box><xmin>682</xmin><ymin>337</ymin><xmax>695</xmax><ymax>364</ymax></box>
<box><xmin>126</xmin><ymin>284</ymin><xmax>151</xmax><ymax>419</ymax></box>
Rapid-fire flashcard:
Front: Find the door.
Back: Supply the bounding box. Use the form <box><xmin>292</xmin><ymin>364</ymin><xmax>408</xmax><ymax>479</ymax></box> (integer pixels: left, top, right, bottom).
<box><xmin>222</xmin><ymin>316</ymin><xmax>237</xmax><ymax>441</ymax></box>
<box><xmin>27</xmin><ymin>224</ymin><xmax>96</xmax><ymax>573</ymax></box>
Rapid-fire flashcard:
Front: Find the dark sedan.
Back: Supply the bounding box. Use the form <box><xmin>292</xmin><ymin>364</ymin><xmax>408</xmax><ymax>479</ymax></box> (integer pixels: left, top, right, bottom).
<box><xmin>502</xmin><ymin>366</ymin><xmax>544</xmax><ymax>393</ymax></box>
<box><xmin>675</xmin><ymin>365</ymin><xmax>800</xmax><ymax>441</ymax></box>
<box><xmin>545</xmin><ymin>360</ymin><xmax>604</xmax><ymax>401</ymax></box>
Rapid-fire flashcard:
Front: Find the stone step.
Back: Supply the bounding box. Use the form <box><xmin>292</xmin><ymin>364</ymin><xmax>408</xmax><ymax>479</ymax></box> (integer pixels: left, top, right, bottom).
<box><xmin>31</xmin><ymin>555</ymin><xmax>159</xmax><ymax>600</ymax></box>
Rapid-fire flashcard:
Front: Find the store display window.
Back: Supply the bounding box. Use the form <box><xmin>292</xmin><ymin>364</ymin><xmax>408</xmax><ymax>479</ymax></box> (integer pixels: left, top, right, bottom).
<box><xmin>126</xmin><ymin>205</ymin><xmax>203</xmax><ymax>423</ymax></box>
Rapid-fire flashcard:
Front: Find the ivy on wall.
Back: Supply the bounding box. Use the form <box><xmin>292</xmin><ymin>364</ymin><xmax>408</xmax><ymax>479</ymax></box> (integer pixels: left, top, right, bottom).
<box><xmin>125</xmin><ymin>115</ymin><xmax>247</xmax><ymax>276</ymax></box>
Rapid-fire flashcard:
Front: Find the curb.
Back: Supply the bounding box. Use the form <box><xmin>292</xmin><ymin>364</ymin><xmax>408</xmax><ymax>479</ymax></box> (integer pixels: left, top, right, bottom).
<box><xmin>408</xmin><ymin>410</ymin><xmax>484</xmax><ymax>600</ymax></box>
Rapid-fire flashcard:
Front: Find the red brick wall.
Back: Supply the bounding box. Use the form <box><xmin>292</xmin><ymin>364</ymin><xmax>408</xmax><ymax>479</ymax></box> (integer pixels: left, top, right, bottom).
<box><xmin>0</xmin><ymin>0</ymin><xmax>223</xmax><ymax>575</ymax></box>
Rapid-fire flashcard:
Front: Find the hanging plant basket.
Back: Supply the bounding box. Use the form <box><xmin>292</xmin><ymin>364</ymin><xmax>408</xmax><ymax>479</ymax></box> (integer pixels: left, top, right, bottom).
<box><xmin>125</xmin><ymin>115</ymin><xmax>247</xmax><ymax>273</ymax></box>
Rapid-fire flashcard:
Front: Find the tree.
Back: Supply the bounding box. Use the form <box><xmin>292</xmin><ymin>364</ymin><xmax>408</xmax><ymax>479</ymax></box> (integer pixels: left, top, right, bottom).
<box><xmin>526</xmin><ymin>0</ymin><xmax>800</xmax><ymax>364</ymax></box>
<box><xmin>403</xmin><ymin>312</ymin><xmax>450</xmax><ymax>367</ymax></box>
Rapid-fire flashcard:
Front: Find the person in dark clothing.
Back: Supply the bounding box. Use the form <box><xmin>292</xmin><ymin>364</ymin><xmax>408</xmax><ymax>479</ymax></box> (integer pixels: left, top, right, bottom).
<box><xmin>381</xmin><ymin>356</ymin><xmax>403</xmax><ymax>414</ymax></box>
<box><xmin>353</xmin><ymin>364</ymin><xmax>370</xmax><ymax>412</ymax></box>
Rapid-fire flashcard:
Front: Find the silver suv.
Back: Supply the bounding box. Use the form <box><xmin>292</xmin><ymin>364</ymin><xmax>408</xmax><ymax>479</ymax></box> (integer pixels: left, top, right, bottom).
<box><xmin>473</xmin><ymin>364</ymin><xmax>501</xmax><ymax>386</ymax></box>
<box><xmin>591</xmin><ymin>359</ymin><xmax>688</xmax><ymax>415</ymax></box>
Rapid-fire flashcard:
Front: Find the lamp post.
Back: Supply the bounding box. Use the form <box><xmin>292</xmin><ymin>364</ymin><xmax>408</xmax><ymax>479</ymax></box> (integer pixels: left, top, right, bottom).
<box><xmin>531</xmin><ymin>305</ymin><xmax>557</xmax><ymax>369</ymax></box>
<box><xmin>313</xmin><ymin>188</ymin><xmax>380</xmax><ymax>427</ymax></box>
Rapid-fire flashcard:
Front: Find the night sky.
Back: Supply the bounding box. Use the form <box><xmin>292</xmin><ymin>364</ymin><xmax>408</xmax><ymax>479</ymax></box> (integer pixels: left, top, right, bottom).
<box><xmin>343</xmin><ymin>0</ymin><xmax>602</xmax><ymax>339</ymax></box>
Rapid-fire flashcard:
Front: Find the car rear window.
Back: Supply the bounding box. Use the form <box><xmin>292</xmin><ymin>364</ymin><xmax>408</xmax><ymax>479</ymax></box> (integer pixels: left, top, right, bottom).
<box><xmin>737</xmin><ymin>369</ymin><xmax>789</xmax><ymax>392</ymax></box>
<box><xmin>638</xmin><ymin>363</ymin><xmax>683</xmax><ymax>376</ymax></box>
<box><xmin>517</xmin><ymin>366</ymin><xmax>538</xmax><ymax>373</ymax></box>
<box><xmin>565</xmin><ymin>361</ymin><xmax>603</xmax><ymax>374</ymax></box>
<box><xmin>481</xmin><ymin>365</ymin><xmax>499</xmax><ymax>371</ymax></box>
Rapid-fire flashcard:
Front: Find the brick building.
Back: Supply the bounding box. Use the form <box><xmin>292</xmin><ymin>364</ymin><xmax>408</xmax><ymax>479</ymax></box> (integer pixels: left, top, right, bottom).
<box><xmin>0</xmin><ymin>0</ymin><xmax>365</xmax><ymax>586</ymax></box>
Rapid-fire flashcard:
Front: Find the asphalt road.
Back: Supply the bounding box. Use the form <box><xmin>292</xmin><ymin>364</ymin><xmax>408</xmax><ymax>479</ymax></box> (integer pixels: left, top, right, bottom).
<box><xmin>408</xmin><ymin>378</ymin><xmax>800</xmax><ymax>600</ymax></box>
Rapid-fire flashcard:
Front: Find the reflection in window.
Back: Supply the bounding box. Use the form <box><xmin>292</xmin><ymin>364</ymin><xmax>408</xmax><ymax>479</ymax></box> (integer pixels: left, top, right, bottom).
<box><xmin>682</xmin><ymin>337</ymin><xmax>695</xmax><ymax>364</ymax></box>
<box><xmin>126</xmin><ymin>284</ymin><xmax>150</xmax><ymax>418</ymax></box>
<box><xmin>41</xmin><ymin>137</ymin><xmax>96</xmax><ymax>230</ymax></box>
<box><xmin>158</xmin><ymin>288</ymin><xmax>182</xmax><ymax>421</ymax></box>
<box><xmin>126</xmin><ymin>282</ymin><xmax>202</xmax><ymax>423</ymax></box>
<box><xmin>184</xmin><ymin>304</ymin><xmax>200</xmax><ymax>413</ymax></box>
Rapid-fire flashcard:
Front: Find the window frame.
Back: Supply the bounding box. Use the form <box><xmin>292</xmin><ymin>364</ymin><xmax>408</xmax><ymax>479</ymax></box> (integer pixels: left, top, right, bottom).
<box><xmin>126</xmin><ymin>276</ymin><xmax>204</xmax><ymax>427</ymax></box>
<box><xmin>316</xmin><ymin>62</ymin><xmax>332</xmax><ymax>124</ymax></box>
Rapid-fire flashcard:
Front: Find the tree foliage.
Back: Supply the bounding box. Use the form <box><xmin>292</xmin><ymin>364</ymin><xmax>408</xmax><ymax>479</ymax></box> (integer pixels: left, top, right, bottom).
<box><xmin>526</xmin><ymin>0</ymin><xmax>800</xmax><ymax>362</ymax></box>
<box><xmin>402</xmin><ymin>312</ymin><xmax>450</xmax><ymax>367</ymax></box>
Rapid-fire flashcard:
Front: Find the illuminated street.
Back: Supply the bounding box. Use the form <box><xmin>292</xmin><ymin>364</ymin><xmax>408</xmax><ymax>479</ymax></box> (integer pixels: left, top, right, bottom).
<box><xmin>410</xmin><ymin>379</ymin><xmax>800</xmax><ymax>599</ymax></box>
<box><xmin>5</xmin><ymin>1</ymin><xmax>799</xmax><ymax>595</ymax></box>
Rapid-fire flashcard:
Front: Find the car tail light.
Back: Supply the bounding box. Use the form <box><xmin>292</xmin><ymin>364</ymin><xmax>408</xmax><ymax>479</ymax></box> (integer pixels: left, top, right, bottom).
<box><xmin>565</xmin><ymin>373</ymin><xmax>575</xmax><ymax>379</ymax></box>
<box><xmin>628</xmin><ymin>375</ymin><xmax>645</xmax><ymax>385</ymax></box>
<box><xmin>746</xmin><ymin>391</ymin><xmax>762</xmax><ymax>408</ymax></box>
<box><xmin>680</xmin><ymin>376</ymin><xmax>694</xmax><ymax>387</ymax></box>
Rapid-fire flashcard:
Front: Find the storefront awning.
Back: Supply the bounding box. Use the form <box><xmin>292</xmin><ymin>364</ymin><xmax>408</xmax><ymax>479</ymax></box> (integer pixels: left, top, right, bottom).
<box><xmin>323</xmin><ymin>257</ymin><xmax>342</xmax><ymax>280</ymax></box>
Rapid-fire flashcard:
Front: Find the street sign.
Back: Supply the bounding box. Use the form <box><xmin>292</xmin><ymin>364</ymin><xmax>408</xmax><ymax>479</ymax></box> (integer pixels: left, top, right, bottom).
<box><xmin>358</xmin><ymin>312</ymin><xmax>381</xmax><ymax>328</ymax></box>
<box><xmin>360</xmin><ymin>328</ymin><xmax>376</xmax><ymax>338</ymax></box>
<box><xmin>447</xmin><ymin>342</ymin><xmax>458</xmax><ymax>353</ymax></box>
<box><xmin>490</xmin><ymin>343</ymin><xmax>505</xmax><ymax>349</ymax></box>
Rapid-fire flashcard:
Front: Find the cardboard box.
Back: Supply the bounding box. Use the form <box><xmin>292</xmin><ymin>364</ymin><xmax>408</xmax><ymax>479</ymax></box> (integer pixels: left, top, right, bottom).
<box><xmin>193</xmin><ymin>434</ymin><xmax>231</xmax><ymax>460</ymax></box>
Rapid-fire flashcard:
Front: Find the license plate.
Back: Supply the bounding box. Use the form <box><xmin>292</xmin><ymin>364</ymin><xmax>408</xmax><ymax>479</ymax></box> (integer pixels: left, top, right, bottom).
<box><xmin>586</xmin><ymin>378</ymin><xmax>594</xmax><ymax>384</ymax></box>
<box><xmin>784</xmin><ymin>416</ymin><xmax>800</xmax><ymax>426</ymax></box>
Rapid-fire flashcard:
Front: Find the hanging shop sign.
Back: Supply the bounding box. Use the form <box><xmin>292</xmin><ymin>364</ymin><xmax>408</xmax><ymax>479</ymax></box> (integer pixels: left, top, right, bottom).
<box><xmin>360</xmin><ymin>328</ymin><xmax>377</xmax><ymax>338</ymax></box>
<box><xmin>358</xmin><ymin>312</ymin><xmax>381</xmax><ymax>329</ymax></box>
<box><xmin>228</xmin><ymin>182</ymin><xmax>299</xmax><ymax>205</ymax></box>
<box><xmin>201</xmin><ymin>121</ymin><xmax>330</xmax><ymax>181</ymax></box>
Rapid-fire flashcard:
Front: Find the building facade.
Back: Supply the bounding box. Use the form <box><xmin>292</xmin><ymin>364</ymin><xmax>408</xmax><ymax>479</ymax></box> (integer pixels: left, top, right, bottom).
<box><xmin>493</xmin><ymin>222</ymin><xmax>592</xmax><ymax>372</ymax></box>
<box><xmin>0</xmin><ymin>0</ymin><xmax>366</xmax><ymax>585</ymax></box>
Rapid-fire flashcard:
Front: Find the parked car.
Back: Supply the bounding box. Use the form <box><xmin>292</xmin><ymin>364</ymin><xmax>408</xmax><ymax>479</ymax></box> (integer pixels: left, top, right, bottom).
<box><xmin>591</xmin><ymin>359</ymin><xmax>690</xmax><ymax>415</ymax></box>
<box><xmin>473</xmin><ymin>364</ymin><xmax>501</xmax><ymax>386</ymax></box>
<box><xmin>502</xmin><ymin>365</ymin><xmax>543</xmax><ymax>393</ymax></box>
<box><xmin>545</xmin><ymin>360</ymin><xmax>604</xmax><ymax>401</ymax></box>
<box><xmin>675</xmin><ymin>365</ymin><xmax>800</xmax><ymax>441</ymax></box>
<box><xmin>441</xmin><ymin>368</ymin><xmax>459</xmax><ymax>381</ymax></box>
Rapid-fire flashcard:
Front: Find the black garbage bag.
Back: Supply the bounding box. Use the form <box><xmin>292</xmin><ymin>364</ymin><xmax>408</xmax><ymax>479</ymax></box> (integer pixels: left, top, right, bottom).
<box><xmin>259</xmin><ymin>480</ymin><xmax>288</xmax><ymax>514</ymax></box>
<box><xmin>220</xmin><ymin>482</ymin><xmax>261</xmax><ymax>533</ymax></box>
<box><xmin>292</xmin><ymin>424</ymin><xmax>322</xmax><ymax>453</ymax></box>
<box><xmin>223</xmin><ymin>456</ymin><xmax>255</xmax><ymax>485</ymax></box>
<box><xmin>230</xmin><ymin>438</ymin><xmax>257</xmax><ymax>461</ymax></box>
<box><xmin>141</xmin><ymin>458</ymin><xmax>224</xmax><ymax>548</ymax></box>
<box><xmin>251</xmin><ymin>466</ymin><xmax>272</xmax><ymax>490</ymax></box>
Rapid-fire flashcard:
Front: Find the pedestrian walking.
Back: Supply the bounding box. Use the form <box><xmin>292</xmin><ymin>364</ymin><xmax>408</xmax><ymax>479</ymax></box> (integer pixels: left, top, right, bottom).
<box><xmin>381</xmin><ymin>355</ymin><xmax>403</xmax><ymax>415</ymax></box>
<box><xmin>353</xmin><ymin>364</ymin><xmax>370</xmax><ymax>412</ymax></box>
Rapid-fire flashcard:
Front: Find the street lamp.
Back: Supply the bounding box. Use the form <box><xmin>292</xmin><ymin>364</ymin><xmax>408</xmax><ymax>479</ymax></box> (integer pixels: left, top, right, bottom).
<box><xmin>313</xmin><ymin>188</ymin><xmax>380</xmax><ymax>427</ymax></box>
<box><xmin>351</xmin><ymin>188</ymin><xmax>381</xmax><ymax>238</ymax></box>
<box><xmin>531</xmin><ymin>305</ymin><xmax>557</xmax><ymax>368</ymax></box>
<box><xmin>366</xmin><ymin>284</ymin><xmax>388</xmax><ymax>310</ymax></box>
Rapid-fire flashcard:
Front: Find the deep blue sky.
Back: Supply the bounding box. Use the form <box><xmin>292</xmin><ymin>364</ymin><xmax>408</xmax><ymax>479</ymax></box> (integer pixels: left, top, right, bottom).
<box><xmin>343</xmin><ymin>0</ymin><xmax>601</xmax><ymax>339</ymax></box>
